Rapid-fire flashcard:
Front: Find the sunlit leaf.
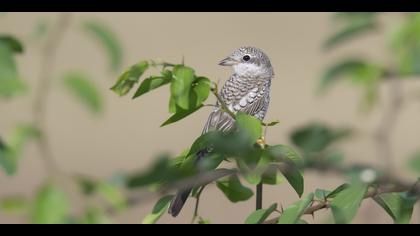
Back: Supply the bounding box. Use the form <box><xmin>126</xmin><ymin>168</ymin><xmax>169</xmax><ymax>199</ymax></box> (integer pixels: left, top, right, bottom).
<box><xmin>278</xmin><ymin>193</ymin><xmax>314</xmax><ymax>224</ymax></box>
<box><xmin>83</xmin><ymin>20</ymin><xmax>123</xmax><ymax>72</ymax></box>
<box><xmin>216</xmin><ymin>175</ymin><xmax>253</xmax><ymax>203</ymax></box>
<box><xmin>142</xmin><ymin>195</ymin><xmax>173</xmax><ymax>224</ymax></box>
<box><xmin>111</xmin><ymin>61</ymin><xmax>149</xmax><ymax>96</ymax></box>
<box><xmin>31</xmin><ymin>185</ymin><xmax>70</xmax><ymax>224</ymax></box>
<box><xmin>170</xmin><ymin>65</ymin><xmax>196</xmax><ymax>110</ymax></box>
<box><xmin>374</xmin><ymin>192</ymin><xmax>417</xmax><ymax>224</ymax></box>
<box><xmin>330</xmin><ymin>183</ymin><xmax>368</xmax><ymax>224</ymax></box>
<box><xmin>63</xmin><ymin>71</ymin><xmax>103</xmax><ymax>114</ymax></box>
<box><xmin>245</xmin><ymin>203</ymin><xmax>277</xmax><ymax>224</ymax></box>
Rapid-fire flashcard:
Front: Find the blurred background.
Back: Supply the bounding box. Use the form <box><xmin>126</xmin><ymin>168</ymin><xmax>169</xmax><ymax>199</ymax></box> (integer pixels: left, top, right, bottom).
<box><xmin>1</xmin><ymin>12</ymin><xmax>420</xmax><ymax>224</ymax></box>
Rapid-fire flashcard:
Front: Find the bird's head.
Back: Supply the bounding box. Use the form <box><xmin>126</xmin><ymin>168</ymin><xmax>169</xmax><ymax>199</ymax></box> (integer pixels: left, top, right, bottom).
<box><xmin>218</xmin><ymin>46</ymin><xmax>274</xmax><ymax>77</ymax></box>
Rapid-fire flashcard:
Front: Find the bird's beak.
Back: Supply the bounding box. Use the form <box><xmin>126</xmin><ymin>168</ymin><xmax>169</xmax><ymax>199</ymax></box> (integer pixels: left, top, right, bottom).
<box><xmin>218</xmin><ymin>57</ymin><xmax>237</xmax><ymax>66</ymax></box>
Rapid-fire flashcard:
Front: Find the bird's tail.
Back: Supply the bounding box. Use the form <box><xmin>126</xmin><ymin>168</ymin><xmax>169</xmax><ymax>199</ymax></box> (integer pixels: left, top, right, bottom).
<box><xmin>168</xmin><ymin>148</ymin><xmax>209</xmax><ymax>217</ymax></box>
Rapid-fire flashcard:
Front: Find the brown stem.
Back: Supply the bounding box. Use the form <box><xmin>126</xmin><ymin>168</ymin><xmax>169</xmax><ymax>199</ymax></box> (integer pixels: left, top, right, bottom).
<box><xmin>33</xmin><ymin>13</ymin><xmax>72</xmax><ymax>176</ymax></box>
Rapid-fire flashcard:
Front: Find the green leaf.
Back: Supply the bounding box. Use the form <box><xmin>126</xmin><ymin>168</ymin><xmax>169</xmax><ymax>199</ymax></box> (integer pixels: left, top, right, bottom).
<box><xmin>31</xmin><ymin>185</ymin><xmax>70</xmax><ymax>224</ymax></box>
<box><xmin>79</xmin><ymin>207</ymin><xmax>112</xmax><ymax>224</ymax></box>
<box><xmin>374</xmin><ymin>192</ymin><xmax>417</xmax><ymax>224</ymax></box>
<box><xmin>291</xmin><ymin>122</ymin><xmax>351</xmax><ymax>154</ymax></box>
<box><xmin>315</xmin><ymin>189</ymin><xmax>331</xmax><ymax>200</ymax></box>
<box><xmin>76</xmin><ymin>175</ymin><xmax>97</xmax><ymax>196</ymax></box>
<box><xmin>63</xmin><ymin>72</ymin><xmax>103</xmax><ymax>114</ymax></box>
<box><xmin>0</xmin><ymin>35</ymin><xmax>24</xmax><ymax>53</ymax></box>
<box><xmin>142</xmin><ymin>195</ymin><xmax>173</xmax><ymax>224</ymax></box>
<box><xmin>330</xmin><ymin>183</ymin><xmax>368</xmax><ymax>224</ymax></box>
<box><xmin>319</xmin><ymin>60</ymin><xmax>383</xmax><ymax>94</ymax></box>
<box><xmin>278</xmin><ymin>162</ymin><xmax>304</xmax><ymax>197</ymax></box>
<box><xmin>111</xmin><ymin>61</ymin><xmax>149</xmax><ymax>96</ymax></box>
<box><xmin>161</xmin><ymin>104</ymin><xmax>203</xmax><ymax>127</ymax></box>
<box><xmin>83</xmin><ymin>20</ymin><xmax>123</xmax><ymax>72</ymax></box>
<box><xmin>324</xmin><ymin>17</ymin><xmax>377</xmax><ymax>50</ymax></box>
<box><xmin>198</xmin><ymin>217</ymin><xmax>211</xmax><ymax>224</ymax></box>
<box><xmin>191</xmin><ymin>76</ymin><xmax>211</xmax><ymax>108</ymax></box>
<box><xmin>407</xmin><ymin>150</ymin><xmax>420</xmax><ymax>175</ymax></box>
<box><xmin>0</xmin><ymin>41</ymin><xmax>26</xmax><ymax>98</ymax></box>
<box><xmin>236</xmin><ymin>112</ymin><xmax>262</xmax><ymax>143</ymax></box>
<box><xmin>0</xmin><ymin>124</ymin><xmax>40</xmax><ymax>175</ymax></box>
<box><xmin>97</xmin><ymin>183</ymin><xmax>126</xmax><ymax>211</ymax></box>
<box><xmin>278</xmin><ymin>193</ymin><xmax>314</xmax><ymax>224</ymax></box>
<box><xmin>170</xmin><ymin>65</ymin><xmax>196</xmax><ymax>110</ymax></box>
<box><xmin>216</xmin><ymin>175</ymin><xmax>253</xmax><ymax>203</ymax></box>
<box><xmin>133</xmin><ymin>74</ymin><xmax>171</xmax><ymax>99</ymax></box>
<box><xmin>0</xmin><ymin>196</ymin><xmax>28</xmax><ymax>214</ymax></box>
<box><xmin>245</xmin><ymin>203</ymin><xmax>277</xmax><ymax>224</ymax></box>
<box><xmin>266</xmin><ymin>144</ymin><xmax>303</xmax><ymax>167</ymax></box>
<box><xmin>327</xmin><ymin>183</ymin><xmax>350</xmax><ymax>198</ymax></box>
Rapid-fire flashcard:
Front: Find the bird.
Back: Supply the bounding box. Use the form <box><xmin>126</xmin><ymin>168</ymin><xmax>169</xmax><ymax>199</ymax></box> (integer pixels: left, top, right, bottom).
<box><xmin>168</xmin><ymin>46</ymin><xmax>275</xmax><ymax>217</ymax></box>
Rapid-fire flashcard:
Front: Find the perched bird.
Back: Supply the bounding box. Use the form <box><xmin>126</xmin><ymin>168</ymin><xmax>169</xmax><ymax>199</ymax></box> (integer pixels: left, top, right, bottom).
<box><xmin>168</xmin><ymin>46</ymin><xmax>275</xmax><ymax>217</ymax></box>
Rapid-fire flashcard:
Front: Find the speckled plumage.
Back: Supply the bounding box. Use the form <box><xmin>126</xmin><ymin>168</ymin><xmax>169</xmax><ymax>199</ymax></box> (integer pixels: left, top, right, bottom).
<box><xmin>169</xmin><ymin>46</ymin><xmax>274</xmax><ymax>217</ymax></box>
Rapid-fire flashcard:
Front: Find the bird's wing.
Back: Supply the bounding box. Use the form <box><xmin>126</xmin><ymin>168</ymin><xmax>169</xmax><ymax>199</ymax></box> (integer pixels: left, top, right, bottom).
<box><xmin>202</xmin><ymin>84</ymin><xmax>268</xmax><ymax>134</ymax></box>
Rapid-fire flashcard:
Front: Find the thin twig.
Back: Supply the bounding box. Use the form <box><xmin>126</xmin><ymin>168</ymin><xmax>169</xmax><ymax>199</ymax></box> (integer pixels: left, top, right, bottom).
<box><xmin>210</xmin><ymin>82</ymin><xmax>236</xmax><ymax>119</ymax></box>
<box><xmin>191</xmin><ymin>185</ymin><xmax>206</xmax><ymax>224</ymax></box>
<box><xmin>33</xmin><ymin>12</ymin><xmax>72</xmax><ymax>176</ymax></box>
<box><xmin>256</xmin><ymin>183</ymin><xmax>263</xmax><ymax>210</ymax></box>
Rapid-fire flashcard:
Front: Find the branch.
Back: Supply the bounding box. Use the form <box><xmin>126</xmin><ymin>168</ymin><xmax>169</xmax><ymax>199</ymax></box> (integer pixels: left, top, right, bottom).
<box><xmin>210</xmin><ymin>82</ymin><xmax>236</xmax><ymax>119</ymax></box>
<box><xmin>33</xmin><ymin>13</ymin><xmax>72</xmax><ymax>176</ymax></box>
<box><xmin>263</xmin><ymin>162</ymin><xmax>420</xmax><ymax>224</ymax></box>
<box><xmin>374</xmin><ymin>73</ymin><xmax>403</xmax><ymax>173</ymax></box>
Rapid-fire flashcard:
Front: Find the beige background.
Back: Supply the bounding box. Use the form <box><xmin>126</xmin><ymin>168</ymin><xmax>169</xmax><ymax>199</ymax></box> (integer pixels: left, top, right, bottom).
<box><xmin>1</xmin><ymin>13</ymin><xmax>420</xmax><ymax>224</ymax></box>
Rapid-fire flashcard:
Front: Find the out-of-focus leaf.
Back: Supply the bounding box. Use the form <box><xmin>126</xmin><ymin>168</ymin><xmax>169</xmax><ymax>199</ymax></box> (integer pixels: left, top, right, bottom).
<box><xmin>142</xmin><ymin>195</ymin><xmax>173</xmax><ymax>224</ymax></box>
<box><xmin>83</xmin><ymin>20</ymin><xmax>123</xmax><ymax>72</ymax></box>
<box><xmin>79</xmin><ymin>207</ymin><xmax>112</xmax><ymax>224</ymax></box>
<box><xmin>278</xmin><ymin>193</ymin><xmax>314</xmax><ymax>224</ymax></box>
<box><xmin>0</xmin><ymin>35</ymin><xmax>24</xmax><ymax>53</ymax></box>
<box><xmin>0</xmin><ymin>124</ymin><xmax>40</xmax><ymax>175</ymax></box>
<box><xmin>216</xmin><ymin>175</ymin><xmax>253</xmax><ymax>203</ymax></box>
<box><xmin>236</xmin><ymin>112</ymin><xmax>262</xmax><ymax>144</ymax></box>
<box><xmin>31</xmin><ymin>185</ymin><xmax>70</xmax><ymax>224</ymax></box>
<box><xmin>0</xmin><ymin>196</ymin><xmax>28</xmax><ymax>214</ymax></box>
<box><xmin>161</xmin><ymin>104</ymin><xmax>203</xmax><ymax>127</ymax></box>
<box><xmin>407</xmin><ymin>151</ymin><xmax>420</xmax><ymax>175</ymax></box>
<box><xmin>170</xmin><ymin>65</ymin><xmax>196</xmax><ymax>110</ymax></box>
<box><xmin>266</xmin><ymin>144</ymin><xmax>303</xmax><ymax>167</ymax></box>
<box><xmin>76</xmin><ymin>175</ymin><xmax>97</xmax><ymax>196</ymax></box>
<box><xmin>330</xmin><ymin>183</ymin><xmax>367</xmax><ymax>224</ymax></box>
<box><xmin>0</xmin><ymin>42</ymin><xmax>26</xmax><ymax>98</ymax></box>
<box><xmin>198</xmin><ymin>217</ymin><xmax>210</xmax><ymax>224</ymax></box>
<box><xmin>111</xmin><ymin>61</ymin><xmax>149</xmax><ymax>96</ymax></box>
<box><xmin>291</xmin><ymin>122</ymin><xmax>351</xmax><ymax>154</ymax></box>
<box><xmin>315</xmin><ymin>189</ymin><xmax>331</xmax><ymax>200</ymax></box>
<box><xmin>245</xmin><ymin>203</ymin><xmax>277</xmax><ymax>224</ymax></box>
<box><xmin>324</xmin><ymin>16</ymin><xmax>377</xmax><ymax>50</ymax></box>
<box><xmin>374</xmin><ymin>192</ymin><xmax>417</xmax><ymax>224</ymax></box>
<box><xmin>319</xmin><ymin>59</ymin><xmax>383</xmax><ymax>94</ymax></box>
<box><xmin>63</xmin><ymin>72</ymin><xmax>103</xmax><ymax>114</ymax></box>
<box><xmin>389</xmin><ymin>13</ymin><xmax>420</xmax><ymax>75</ymax></box>
<box><xmin>97</xmin><ymin>183</ymin><xmax>126</xmax><ymax>211</ymax></box>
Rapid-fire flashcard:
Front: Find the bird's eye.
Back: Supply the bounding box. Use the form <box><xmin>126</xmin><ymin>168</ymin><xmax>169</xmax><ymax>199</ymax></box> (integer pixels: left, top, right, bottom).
<box><xmin>242</xmin><ymin>55</ymin><xmax>251</xmax><ymax>61</ymax></box>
